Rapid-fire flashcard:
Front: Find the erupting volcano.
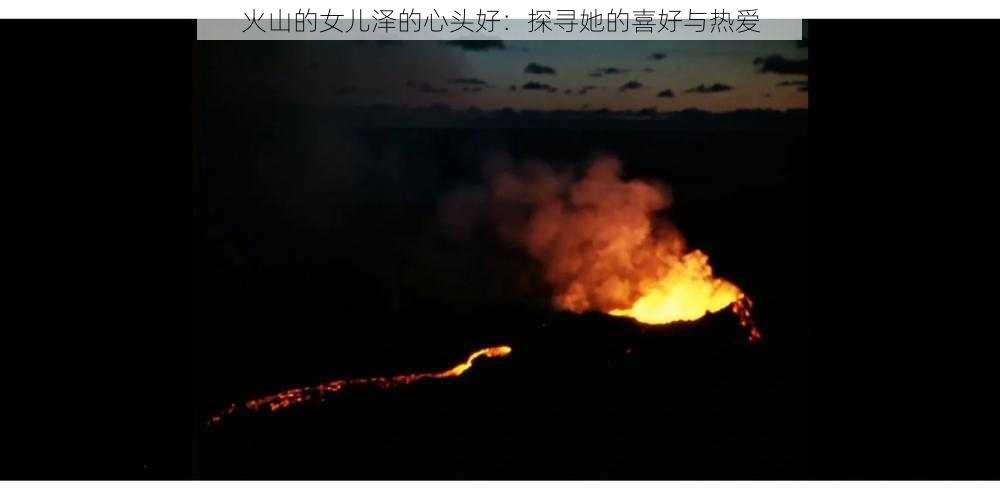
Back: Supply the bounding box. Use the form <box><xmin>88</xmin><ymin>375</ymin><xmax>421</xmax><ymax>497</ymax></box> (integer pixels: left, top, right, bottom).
<box><xmin>479</xmin><ymin>156</ymin><xmax>762</xmax><ymax>340</ymax></box>
<box><xmin>210</xmin><ymin>157</ymin><xmax>762</xmax><ymax>428</ymax></box>
<box><xmin>207</xmin><ymin>346</ymin><xmax>511</xmax><ymax>427</ymax></box>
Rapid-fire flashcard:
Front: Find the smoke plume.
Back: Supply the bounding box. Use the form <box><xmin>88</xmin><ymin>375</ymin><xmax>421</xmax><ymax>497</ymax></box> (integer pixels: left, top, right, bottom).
<box><xmin>441</xmin><ymin>155</ymin><xmax>743</xmax><ymax>324</ymax></box>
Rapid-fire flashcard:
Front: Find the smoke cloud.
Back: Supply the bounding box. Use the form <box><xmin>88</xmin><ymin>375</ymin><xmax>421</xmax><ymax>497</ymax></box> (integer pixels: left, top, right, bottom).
<box><xmin>440</xmin><ymin>155</ymin><xmax>741</xmax><ymax>321</ymax></box>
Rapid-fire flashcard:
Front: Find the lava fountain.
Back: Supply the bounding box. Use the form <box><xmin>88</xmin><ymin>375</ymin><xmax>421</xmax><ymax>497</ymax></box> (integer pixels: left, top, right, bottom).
<box><xmin>484</xmin><ymin>156</ymin><xmax>761</xmax><ymax>340</ymax></box>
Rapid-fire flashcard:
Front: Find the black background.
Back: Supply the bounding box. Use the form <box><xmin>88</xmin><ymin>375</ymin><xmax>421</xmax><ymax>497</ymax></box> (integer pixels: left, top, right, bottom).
<box><xmin>3</xmin><ymin>20</ymin><xmax>996</xmax><ymax>479</ymax></box>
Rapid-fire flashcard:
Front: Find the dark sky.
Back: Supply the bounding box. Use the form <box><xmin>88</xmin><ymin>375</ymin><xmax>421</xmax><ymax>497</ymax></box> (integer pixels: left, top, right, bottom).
<box><xmin>201</xmin><ymin>40</ymin><xmax>808</xmax><ymax>112</ymax></box>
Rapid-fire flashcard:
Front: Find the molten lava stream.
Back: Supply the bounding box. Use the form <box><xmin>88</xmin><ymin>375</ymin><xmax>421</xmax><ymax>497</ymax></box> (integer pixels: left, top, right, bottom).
<box><xmin>207</xmin><ymin>346</ymin><xmax>512</xmax><ymax>427</ymax></box>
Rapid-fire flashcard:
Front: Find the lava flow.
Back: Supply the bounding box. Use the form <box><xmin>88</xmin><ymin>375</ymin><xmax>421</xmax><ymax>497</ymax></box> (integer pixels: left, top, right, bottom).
<box><xmin>207</xmin><ymin>345</ymin><xmax>512</xmax><ymax>427</ymax></box>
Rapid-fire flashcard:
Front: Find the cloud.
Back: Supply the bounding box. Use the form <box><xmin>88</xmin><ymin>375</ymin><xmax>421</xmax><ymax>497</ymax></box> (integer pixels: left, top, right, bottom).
<box><xmin>776</xmin><ymin>79</ymin><xmax>808</xmax><ymax>92</ymax></box>
<box><xmin>657</xmin><ymin>89</ymin><xmax>675</xmax><ymax>98</ymax></box>
<box><xmin>589</xmin><ymin>67</ymin><xmax>629</xmax><ymax>77</ymax></box>
<box><xmin>753</xmin><ymin>54</ymin><xmax>808</xmax><ymax>75</ymax></box>
<box><xmin>508</xmin><ymin>84</ymin><xmax>517</xmax><ymax>92</ymax></box>
<box><xmin>448</xmin><ymin>77</ymin><xmax>488</xmax><ymax>86</ymax></box>
<box><xmin>649</xmin><ymin>53</ymin><xmax>668</xmax><ymax>60</ymax></box>
<box><xmin>643</xmin><ymin>67</ymin><xmax>655</xmax><ymax>73</ymax></box>
<box><xmin>406</xmin><ymin>80</ymin><xmax>449</xmax><ymax>94</ymax></box>
<box><xmin>685</xmin><ymin>83</ymin><xmax>733</xmax><ymax>93</ymax></box>
<box><xmin>443</xmin><ymin>40</ymin><xmax>506</xmax><ymax>51</ymax></box>
<box><xmin>522</xmin><ymin>81</ymin><xmax>558</xmax><ymax>92</ymax></box>
<box><xmin>619</xmin><ymin>81</ymin><xmax>643</xmax><ymax>92</ymax></box>
<box><xmin>577</xmin><ymin>85</ymin><xmax>597</xmax><ymax>96</ymax></box>
<box><xmin>638</xmin><ymin>107</ymin><xmax>658</xmax><ymax>117</ymax></box>
<box><xmin>524</xmin><ymin>62</ymin><xmax>556</xmax><ymax>75</ymax></box>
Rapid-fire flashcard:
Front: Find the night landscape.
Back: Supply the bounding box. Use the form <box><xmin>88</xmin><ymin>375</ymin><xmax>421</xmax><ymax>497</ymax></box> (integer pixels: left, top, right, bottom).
<box><xmin>193</xmin><ymin>39</ymin><xmax>808</xmax><ymax>478</ymax></box>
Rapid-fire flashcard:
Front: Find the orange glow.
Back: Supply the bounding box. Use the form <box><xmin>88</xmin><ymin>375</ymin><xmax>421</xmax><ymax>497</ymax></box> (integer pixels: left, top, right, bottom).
<box><xmin>492</xmin><ymin>157</ymin><xmax>761</xmax><ymax>340</ymax></box>
<box><xmin>440</xmin><ymin>345</ymin><xmax>513</xmax><ymax>377</ymax></box>
<box><xmin>606</xmin><ymin>250</ymin><xmax>742</xmax><ymax>324</ymax></box>
<box><xmin>732</xmin><ymin>294</ymin><xmax>763</xmax><ymax>343</ymax></box>
<box><xmin>207</xmin><ymin>345</ymin><xmax>512</xmax><ymax>427</ymax></box>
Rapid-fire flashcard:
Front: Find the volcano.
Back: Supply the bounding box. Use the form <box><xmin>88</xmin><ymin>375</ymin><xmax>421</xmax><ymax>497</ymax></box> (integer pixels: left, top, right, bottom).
<box><xmin>196</xmin><ymin>303</ymin><xmax>801</xmax><ymax>478</ymax></box>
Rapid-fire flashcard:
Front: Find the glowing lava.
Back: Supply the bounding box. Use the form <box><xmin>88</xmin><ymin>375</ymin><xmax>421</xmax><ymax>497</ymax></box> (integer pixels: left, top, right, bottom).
<box><xmin>732</xmin><ymin>294</ymin><xmax>763</xmax><ymax>343</ymax></box>
<box><xmin>599</xmin><ymin>249</ymin><xmax>763</xmax><ymax>342</ymax></box>
<box><xmin>207</xmin><ymin>345</ymin><xmax>512</xmax><ymax>427</ymax></box>
<box><xmin>484</xmin><ymin>157</ymin><xmax>763</xmax><ymax>341</ymax></box>
<box><xmin>606</xmin><ymin>250</ymin><xmax>742</xmax><ymax>325</ymax></box>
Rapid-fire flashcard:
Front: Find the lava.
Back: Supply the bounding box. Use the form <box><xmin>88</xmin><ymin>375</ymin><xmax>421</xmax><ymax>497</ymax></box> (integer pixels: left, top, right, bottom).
<box><xmin>603</xmin><ymin>253</ymin><xmax>764</xmax><ymax>342</ymax></box>
<box><xmin>605</xmin><ymin>250</ymin><xmax>743</xmax><ymax>325</ymax></box>
<box><xmin>481</xmin><ymin>156</ymin><xmax>762</xmax><ymax>341</ymax></box>
<box><xmin>612</xmin><ymin>286</ymin><xmax>764</xmax><ymax>343</ymax></box>
<box><xmin>732</xmin><ymin>294</ymin><xmax>763</xmax><ymax>343</ymax></box>
<box><xmin>207</xmin><ymin>345</ymin><xmax>512</xmax><ymax>427</ymax></box>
